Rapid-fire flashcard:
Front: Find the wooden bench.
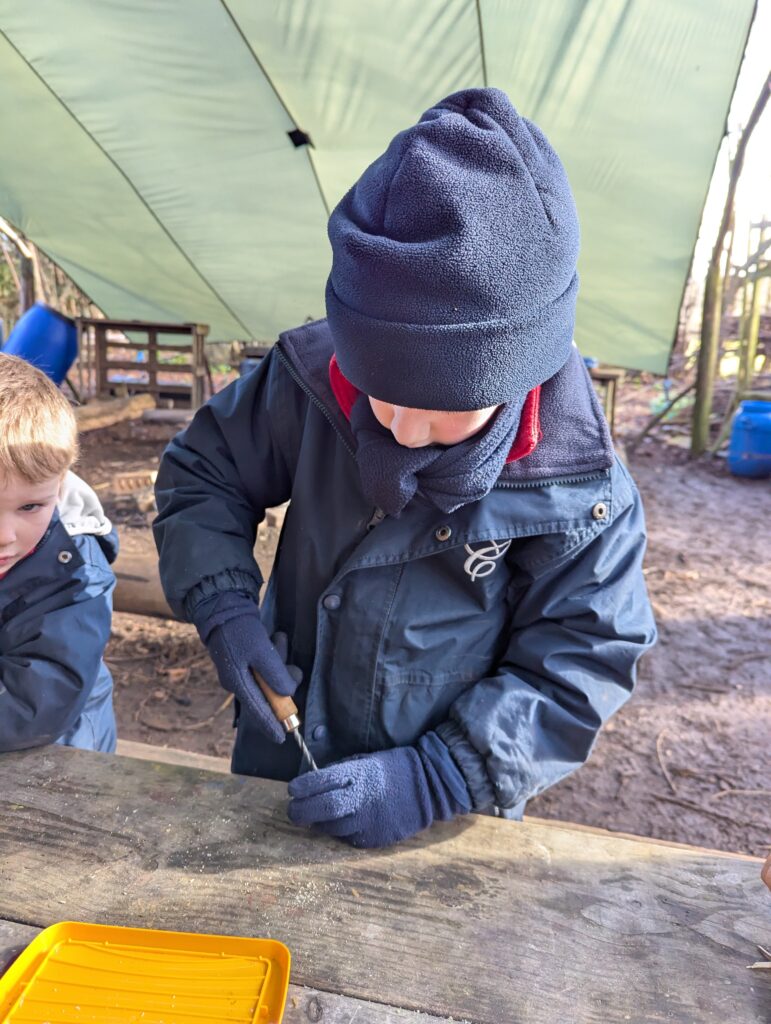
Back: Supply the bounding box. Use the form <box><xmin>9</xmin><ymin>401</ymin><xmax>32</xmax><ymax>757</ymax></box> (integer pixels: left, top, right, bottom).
<box><xmin>1</xmin><ymin>745</ymin><xmax>769</xmax><ymax>1023</ymax></box>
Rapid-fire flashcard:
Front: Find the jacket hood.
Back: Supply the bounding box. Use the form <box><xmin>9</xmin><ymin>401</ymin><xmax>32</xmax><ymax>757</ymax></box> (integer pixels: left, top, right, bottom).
<box><xmin>58</xmin><ymin>471</ymin><xmax>119</xmax><ymax>563</ymax></box>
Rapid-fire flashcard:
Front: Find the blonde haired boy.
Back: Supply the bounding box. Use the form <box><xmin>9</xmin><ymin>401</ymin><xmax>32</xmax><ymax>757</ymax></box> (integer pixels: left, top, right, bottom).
<box><xmin>0</xmin><ymin>353</ymin><xmax>118</xmax><ymax>752</ymax></box>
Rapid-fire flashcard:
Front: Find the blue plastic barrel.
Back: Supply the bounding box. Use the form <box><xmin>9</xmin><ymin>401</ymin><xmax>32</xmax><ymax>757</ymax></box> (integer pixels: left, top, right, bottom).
<box><xmin>2</xmin><ymin>303</ymin><xmax>77</xmax><ymax>385</ymax></box>
<box><xmin>727</xmin><ymin>400</ymin><xmax>771</xmax><ymax>479</ymax></box>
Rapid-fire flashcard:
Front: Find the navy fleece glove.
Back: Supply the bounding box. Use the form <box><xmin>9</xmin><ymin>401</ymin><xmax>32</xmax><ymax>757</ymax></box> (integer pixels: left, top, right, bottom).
<box><xmin>287</xmin><ymin>732</ymin><xmax>472</xmax><ymax>848</ymax></box>
<box><xmin>192</xmin><ymin>592</ymin><xmax>300</xmax><ymax>744</ymax></box>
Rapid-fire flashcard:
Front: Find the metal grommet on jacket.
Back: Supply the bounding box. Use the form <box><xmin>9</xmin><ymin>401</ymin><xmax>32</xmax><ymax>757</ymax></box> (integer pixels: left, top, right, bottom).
<box><xmin>591</xmin><ymin>502</ymin><xmax>608</xmax><ymax>521</ymax></box>
<box><xmin>435</xmin><ymin>525</ymin><xmax>452</xmax><ymax>542</ymax></box>
<box><xmin>57</xmin><ymin>550</ymin><xmax>73</xmax><ymax>564</ymax></box>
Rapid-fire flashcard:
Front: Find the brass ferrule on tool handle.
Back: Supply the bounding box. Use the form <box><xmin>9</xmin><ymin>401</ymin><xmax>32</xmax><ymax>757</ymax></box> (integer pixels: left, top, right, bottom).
<box><xmin>252</xmin><ymin>669</ymin><xmax>318</xmax><ymax>771</ymax></box>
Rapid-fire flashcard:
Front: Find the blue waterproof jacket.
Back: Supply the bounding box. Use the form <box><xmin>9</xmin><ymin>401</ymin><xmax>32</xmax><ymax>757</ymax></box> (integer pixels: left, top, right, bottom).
<box><xmin>155</xmin><ymin>321</ymin><xmax>655</xmax><ymax>815</ymax></box>
<box><xmin>0</xmin><ymin>472</ymin><xmax>118</xmax><ymax>754</ymax></box>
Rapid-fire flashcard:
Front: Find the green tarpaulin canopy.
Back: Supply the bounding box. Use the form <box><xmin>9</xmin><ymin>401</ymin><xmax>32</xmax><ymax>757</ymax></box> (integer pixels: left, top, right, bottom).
<box><xmin>0</xmin><ymin>1</ymin><xmax>755</xmax><ymax>372</ymax></box>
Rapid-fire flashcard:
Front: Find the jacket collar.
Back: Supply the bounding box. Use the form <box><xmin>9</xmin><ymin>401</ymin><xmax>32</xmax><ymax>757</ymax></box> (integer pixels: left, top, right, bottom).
<box><xmin>277</xmin><ymin>318</ymin><xmax>614</xmax><ymax>485</ymax></box>
<box><xmin>0</xmin><ymin>514</ymin><xmax>82</xmax><ymax>611</ymax></box>
<box><xmin>327</xmin><ymin>353</ymin><xmax>541</xmax><ymax>464</ymax></box>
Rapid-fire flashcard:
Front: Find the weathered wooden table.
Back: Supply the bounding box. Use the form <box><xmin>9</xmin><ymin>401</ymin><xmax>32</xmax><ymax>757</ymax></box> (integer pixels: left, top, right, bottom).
<box><xmin>1</xmin><ymin>746</ymin><xmax>769</xmax><ymax>1023</ymax></box>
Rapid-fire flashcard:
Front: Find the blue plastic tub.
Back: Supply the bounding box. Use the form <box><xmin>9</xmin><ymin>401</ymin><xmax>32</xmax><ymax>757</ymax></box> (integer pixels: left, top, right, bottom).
<box><xmin>2</xmin><ymin>303</ymin><xmax>77</xmax><ymax>385</ymax></box>
<box><xmin>727</xmin><ymin>400</ymin><xmax>771</xmax><ymax>478</ymax></box>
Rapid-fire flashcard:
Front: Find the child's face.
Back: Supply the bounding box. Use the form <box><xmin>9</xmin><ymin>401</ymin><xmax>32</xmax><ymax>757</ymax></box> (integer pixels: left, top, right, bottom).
<box><xmin>368</xmin><ymin>397</ymin><xmax>499</xmax><ymax>448</ymax></box>
<box><xmin>0</xmin><ymin>472</ymin><xmax>62</xmax><ymax>573</ymax></box>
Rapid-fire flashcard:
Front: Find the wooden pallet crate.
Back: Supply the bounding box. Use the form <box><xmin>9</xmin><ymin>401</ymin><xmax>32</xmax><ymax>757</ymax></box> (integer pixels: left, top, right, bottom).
<box><xmin>75</xmin><ymin>317</ymin><xmax>210</xmax><ymax>409</ymax></box>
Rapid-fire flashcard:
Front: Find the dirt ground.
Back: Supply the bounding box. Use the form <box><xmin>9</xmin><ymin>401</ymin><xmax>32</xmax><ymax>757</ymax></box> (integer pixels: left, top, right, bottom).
<box><xmin>80</xmin><ymin>380</ymin><xmax>771</xmax><ymax>857</ymax></box>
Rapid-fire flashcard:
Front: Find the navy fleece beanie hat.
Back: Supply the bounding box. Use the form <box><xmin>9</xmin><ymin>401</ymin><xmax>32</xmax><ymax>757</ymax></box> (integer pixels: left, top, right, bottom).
<box><xmin>326</xmin><ymin>87</ymin><xmax>580</xmax><ymax>411</ymax></box>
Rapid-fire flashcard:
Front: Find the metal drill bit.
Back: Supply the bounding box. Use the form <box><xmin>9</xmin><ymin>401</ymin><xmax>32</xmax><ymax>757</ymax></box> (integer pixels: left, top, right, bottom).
<box><xmin>292</xmin><ymin>729</ymin><xmax>319</xmax><ymax>772</ymax></box>
<box><xmin>252</xmin><ymin>669</ymin><xmax>318</xmax><ymax>772</ymax></box>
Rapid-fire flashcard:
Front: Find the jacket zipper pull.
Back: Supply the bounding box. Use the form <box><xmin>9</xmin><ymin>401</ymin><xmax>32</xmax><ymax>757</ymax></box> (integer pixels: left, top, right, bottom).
<box><xmin>367</xmin><ymin>507</ymin><xmax>386</xmax><ymax>530</ymax></box>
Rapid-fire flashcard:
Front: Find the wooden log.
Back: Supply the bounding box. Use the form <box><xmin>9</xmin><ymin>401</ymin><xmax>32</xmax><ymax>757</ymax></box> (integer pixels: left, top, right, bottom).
<box><xmin>112</xmin><ymin>546</ymin><xmax>176</xmax><ymax>619</ymax></box>
<box><xmin>0</xmin><ymin>746</ymin><xmax>768</xmax><ymax>1024</ymax></box>
<box><xmin>140</xmin><ymin>408</ymin><xmax>194</xmax><ymax>425</ymax></box>
<box><xmin>74</xmin><ymin>394</ymin><xmax>155</xmax><ymax>432</ymax></box>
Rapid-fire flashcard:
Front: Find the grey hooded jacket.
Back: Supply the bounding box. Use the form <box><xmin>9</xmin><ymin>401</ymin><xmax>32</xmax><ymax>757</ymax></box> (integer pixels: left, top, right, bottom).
<box><xmin>0</xmin><ymin>471</ymin><xmax>118</xmax><ymax>753</ymax></box>
<box><xmin>154</xmin><ymin>320</ymin><xmax>656</xmax><ymax>815</ymax></box>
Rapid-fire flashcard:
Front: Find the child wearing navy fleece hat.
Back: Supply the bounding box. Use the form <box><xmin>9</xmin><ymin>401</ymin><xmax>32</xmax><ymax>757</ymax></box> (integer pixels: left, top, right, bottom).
<box><xmin>155</xmin><ymin>88</ymin><xmax>656</xmax><ymax>848</ymax></box>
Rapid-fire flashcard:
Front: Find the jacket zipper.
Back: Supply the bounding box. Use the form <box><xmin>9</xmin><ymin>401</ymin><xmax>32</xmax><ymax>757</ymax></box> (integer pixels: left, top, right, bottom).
<box><xmin>275</xmin><ymin>346</ymin><xmax>357</xmax><ymax>458</ymax></box>
<box><xmin>496</xmin><ymin>470</ymin><xmax>610</xmax><ymax>490</ymax></box>
<box><xmin>276</xmin><ymin>346</ymin><xmax>610</xmax><ymax>492</ymax></box>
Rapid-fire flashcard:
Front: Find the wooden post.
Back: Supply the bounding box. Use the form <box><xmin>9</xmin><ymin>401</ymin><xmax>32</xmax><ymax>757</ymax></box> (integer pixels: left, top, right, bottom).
<box><xmin>692</xmin><ymin>246</ymin><xmax>729</xmax><ymax>454</ymax></box>
<box><xmin>709</xmin><ymin>225</ymin><xmax>769</xmax><ymax>453</ymax></box>
<box><xmin>191</xmin><ymin>324</ymin><xmax>208</xmax><ymax>409</ymax></box>
<box><xmin>736</xmin><ymin>229</ymin><xmax>755</xmax><ymax>350</ymax></box>
<box><xmin>94</xmin><ymin>322</ymin><xmax>108</xmax><ymax>397</ymax></box>
<box><xmin>692</xmin><ymin>73</ymin><xmax>771</xmax><ymax>456</ymax></box>
<box><xmin>742</xmin><ymin>268</ymin><xmax>763</xmax><ymax>391</ymax></box>
<box><xmin>18</xmin><ymin>254</ymin><xmax>34</xmax><ymax>314</ymax></box>
<box><xmin>147</xmin><ymin>327</ymin><xmax>158</xmax><ymax>395</ymax></box>
<box><xmin>74</xmin><ymin>319</ymin><xmax>85</xmax><ymax>399</ymax></box>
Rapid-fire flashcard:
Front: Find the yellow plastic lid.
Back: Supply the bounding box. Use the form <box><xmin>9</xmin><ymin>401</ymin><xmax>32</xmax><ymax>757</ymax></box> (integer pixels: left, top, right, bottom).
<box><xmin>0</xmin><ymin>922</ymin><xmax>290</xmax><ymax>1023</ymax></box>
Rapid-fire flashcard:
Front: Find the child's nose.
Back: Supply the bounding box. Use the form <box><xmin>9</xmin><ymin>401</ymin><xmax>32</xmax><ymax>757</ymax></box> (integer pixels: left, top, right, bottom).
<box><xmin>390</xmin><ymin>409</ymin><xmax>431</xmax><ymax>447</ymax></box>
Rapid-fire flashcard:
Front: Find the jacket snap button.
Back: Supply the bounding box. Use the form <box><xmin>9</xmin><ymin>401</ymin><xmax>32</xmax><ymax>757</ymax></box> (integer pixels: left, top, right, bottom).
<box><xmin>57</xmin><ymin>550</ymin><xmax>73</xmax><ymax>564</ymax></box>
<box><xmin>435</xmin><ymin>526</ymin><xmax>452</xmax><ymax>542</ymax></box>
<box><xmin>322</xmin><ymin>594</ymin><xmax>341</xmax><ymax>611</ymax></box>
<box><xmin>312</xmin><ymin>725</ymin><xmax>328</xmax><ymax>741</ymax></box>
<box><xmin>592</xmin><ymin>502</ymin><xmax>608</xmax><ymax>521</ymax></box>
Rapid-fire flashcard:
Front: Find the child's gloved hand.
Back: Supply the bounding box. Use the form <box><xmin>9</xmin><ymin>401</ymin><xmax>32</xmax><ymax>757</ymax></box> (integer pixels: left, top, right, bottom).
<box><xmin>287</xmin><ymin>735</ymin><xmax>471</xmax><ymax>848</ymax></box>
<box><xmin>192</xmin><ymin>592</ymin><xmax>301</xmax><ymax>744</ymax></box>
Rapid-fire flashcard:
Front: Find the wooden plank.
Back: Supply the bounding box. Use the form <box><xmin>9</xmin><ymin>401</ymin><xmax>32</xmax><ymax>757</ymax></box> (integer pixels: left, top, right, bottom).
<box><xmin>104</xmin><ymin>745</ymin><xmax>758</xmax><ymax>861</ymax></box>
<box><xmin>0</xmin><ymin>920</ymin><xmax>466</xmax><ymax>1023</ymax></box>
<box><xmin>525</xmin><ymin>815</ymin><xmax>766</xmax><ymax>859</ymax></box>
<box><xmin>74</xmin><ymin>394</ymin><xmax>155</xmax><ymax>432</ymax></box>
<box><xmin>0</xmin><ymin>919</ymin><xmax>38</xmax><ymax>975</ymax></box>
<box><xmin>136</xmin><ymin>382</ymin><xmax>194</xmax><ymax>395</ymax></box>
<box><xmin>103</xmin><ymin>340</ymin><xmax>192</xmax><ymax>352</ymax></box>
<box><xmin>284</xmin><ymin>987</ymin><xmax>468</xmax><ymax>1023</ymax></box>
<box><xmin>0</xmin><ymin>747</ymin><xmax>768</xmax><ymax>1024</ymax></box>
<box><xmin>106</xmin><ymin>746</ymin><xmax>753</xmax><ymax>860</ymax></box>
<box><xmin>103</xmin><ymin>359</ymin><xmax>194</xmax><ymax>375</ymax></box>
<box><xmin>79</xmin><ymin>318</ymin><xmax>197</xmax><ymax>335</ymax></box>
<box><xmin>115</xmin><ymin>740</ymin><xmax>230</xmax><ymax>774</ymax></box>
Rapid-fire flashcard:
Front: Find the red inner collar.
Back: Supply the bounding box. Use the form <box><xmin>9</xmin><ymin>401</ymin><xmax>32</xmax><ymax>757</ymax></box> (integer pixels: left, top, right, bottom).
<box><xmin>329</xmin><ymin>355</ymin><xmax>541</xmax><ymax>464</ymax></box>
